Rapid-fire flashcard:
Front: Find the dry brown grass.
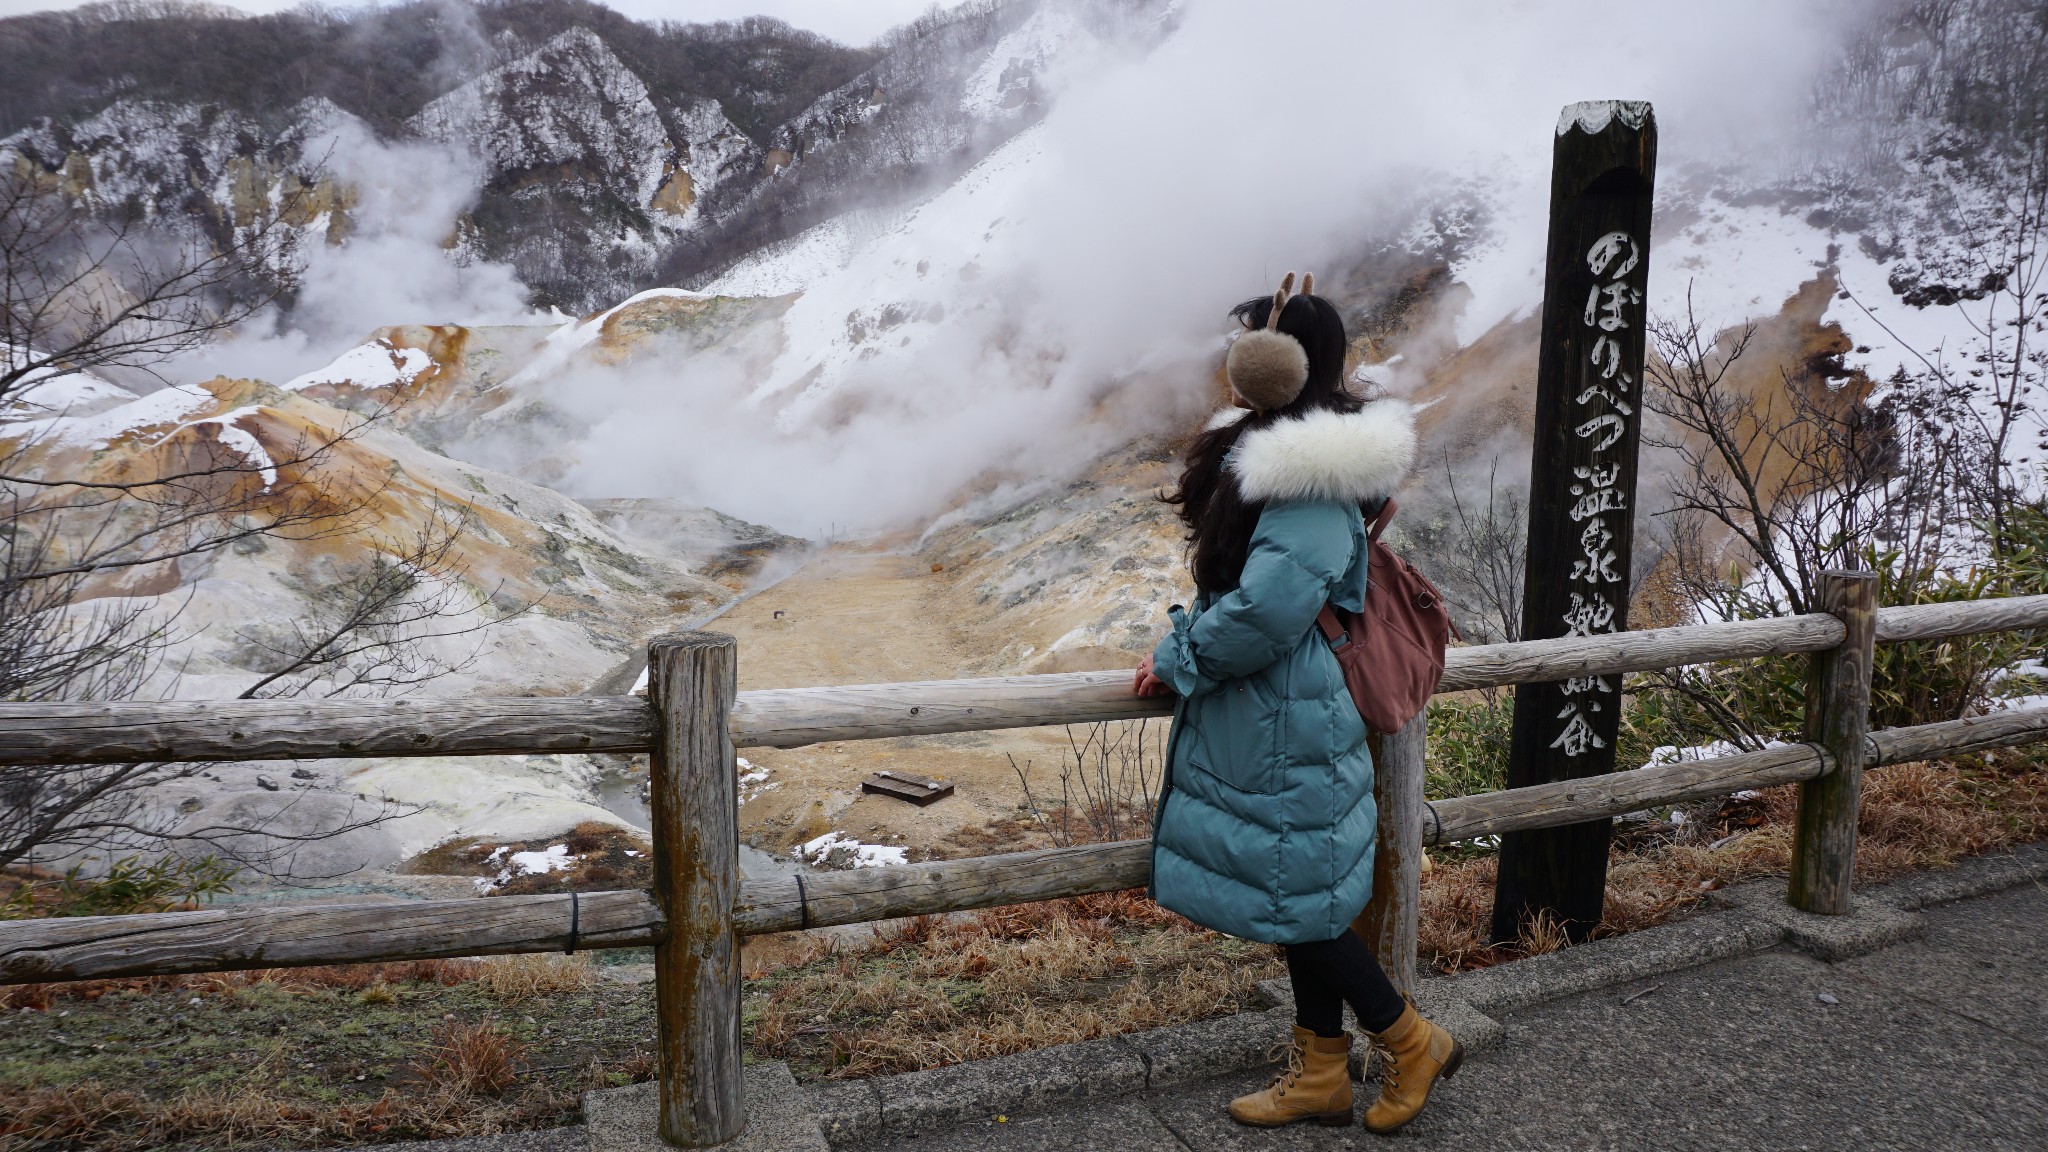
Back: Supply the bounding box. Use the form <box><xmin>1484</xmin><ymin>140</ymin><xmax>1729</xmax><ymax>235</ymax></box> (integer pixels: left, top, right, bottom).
<box><xmin>1418</xmin><ymin>752</ymin><xmax>2048</xmax><ymax>971</ymax></box>
<box><xmin>0</xmin><ymin>1078</ymin><xmax>567</xmax><ymax>1152</ymax></box>
<box><xmin>414</xmin><ymin>1020</ymin><xmax>524</xmax><ymax>1097</ymax></box>
<box><xmin>474</xmin><ymin>953</ymin><xmax>597</xmax><ymax>999</ymax></box>
<box><xmin>743</xmin><ymin>890</ymin><xmax>1282</xmax><ymax>1080</ymax></box>
<box><xmin>3</xmin><ymin>1019</ymin><xmax>560</xmax><ymax>1152</ymax></box>
<box><xmin>0</xmin><ymin>957</ymin><xmax>487</xmax><ymax>1012</ymax></box>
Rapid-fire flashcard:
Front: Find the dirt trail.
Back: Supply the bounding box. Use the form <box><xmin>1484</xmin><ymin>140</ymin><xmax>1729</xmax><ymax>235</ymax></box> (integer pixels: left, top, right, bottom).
<box><xmin>713</xmin><ymin>545</ymin><xmax>1112</xmax><ymax>865</ymax></box>
<box><xmin>717</xmin><ymin>547</ymin><xmax>980</xmax><ymax>690</ymax></box>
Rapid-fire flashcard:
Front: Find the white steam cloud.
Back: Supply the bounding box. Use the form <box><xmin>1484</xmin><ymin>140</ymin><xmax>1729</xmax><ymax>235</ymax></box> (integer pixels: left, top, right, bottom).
<box><xmin>539</xmin><ymin>0</ymin><xmax>1845</xmax><ymax>537</ymax></box>
<box><xmin>175</xmin><ymin>119</ymin><xmax>539</xmax><ymax>388</ymax></box>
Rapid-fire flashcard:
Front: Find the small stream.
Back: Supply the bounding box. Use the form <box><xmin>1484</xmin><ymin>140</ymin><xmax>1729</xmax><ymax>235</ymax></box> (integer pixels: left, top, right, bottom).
<box><xmin>596</xmin><ymin>761</ymin><xmax>804</xmax><ymax>883</ymax></box>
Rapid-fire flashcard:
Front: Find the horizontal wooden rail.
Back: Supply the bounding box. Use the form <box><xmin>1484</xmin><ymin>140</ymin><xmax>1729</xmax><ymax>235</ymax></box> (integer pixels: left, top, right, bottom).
<box><xmin>731</xmin><ymin>673</ymin><xmax>1173</xmax><ymax>748</ymax></box>
<box><xmin>5</xmin><ymin>595</ymin><xmax>2043</xmax><ymax>766</ymax></box>
<box><xmin>9</xmin><ymin>703</ymin><xmax>2046</xmax><ymax>986</ymax></box>
<box><xmin>734</xmin><ymin>841</ymin><xmax>1152</xmax><ymax>935</ymax></box>
<box><xmin>1866</xmin><ymin>705</ymin><xmax>2048</xmax><ymax>765</ymax></box>
<box><xmin>1436</xmin><ymin>612</ymin><xmax>1843</xmax><ymax>693</ymax></box>
<box><xmin>1424</xmin><ymin>743</ymin><xmax>1829</xmax><ymax>846</ymax></box>
<box><xmin>0</xmin><ymin>698</ymin><xmax>656</xmax><ymax>766</ymax></box>
<box><xmin>0</xmin><ymin>890</ymin><xmax>661</xmax><ymax>984</ymax></box>
<box><xmin>1874</xmin><ymin>594</ymin><xmax>2048</xmax><ymax>642</ymax></box>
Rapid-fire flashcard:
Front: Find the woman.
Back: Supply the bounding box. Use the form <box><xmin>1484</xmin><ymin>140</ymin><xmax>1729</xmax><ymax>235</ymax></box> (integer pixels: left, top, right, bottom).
<box><xmin>1133</xmin><ymin>273</ymin><xmax>1461</xmax><ymax>1134</ymax></box>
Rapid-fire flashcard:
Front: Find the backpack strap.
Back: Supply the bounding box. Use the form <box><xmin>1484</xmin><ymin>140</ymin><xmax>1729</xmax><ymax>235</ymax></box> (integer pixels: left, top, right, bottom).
<box><xmin>1368</xmin><ymin>497</ymin><xmax>1398</xmax><ymax>543</ymax></box>
<box><xmin>1316</xmin><ymin>604</ymin><xmax>1348</xmax><ymax>647</ymax></box>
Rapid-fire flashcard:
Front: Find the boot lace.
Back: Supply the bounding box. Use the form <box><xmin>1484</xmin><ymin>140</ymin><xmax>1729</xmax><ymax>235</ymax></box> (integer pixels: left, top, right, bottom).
<box><xmin>1370</xmin><ymin>1036</ymin><xmax>1400</xmax><ymax>1086</ymax></box>
<box><xmin>1261</xmin><ymin>1040</ymin><xmax>1308</xmax><ymax>1096</ymax></box>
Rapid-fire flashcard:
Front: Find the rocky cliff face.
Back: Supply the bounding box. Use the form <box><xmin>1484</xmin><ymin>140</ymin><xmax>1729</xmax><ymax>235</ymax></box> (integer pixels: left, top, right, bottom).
<box><xmin>407</xmin><ymin>27</ymin><xmax>759</xmax><ymax>307</ymax></box>
<box><xmin>0</xmin><ymin>0</ymin><xmax>1164</xmax><ymax>313</ymax></box>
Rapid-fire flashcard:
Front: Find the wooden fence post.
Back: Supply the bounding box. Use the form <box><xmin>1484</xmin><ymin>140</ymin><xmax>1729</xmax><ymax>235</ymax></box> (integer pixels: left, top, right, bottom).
<box><xmin>1354</xmin><ymin>714</ymin><xmax>1426</xmax><ymax>996</ymax></box>
<box><xmin>648</xmin><ymin>632</ymin><xmax>743</xmax><ymax>1147</ymax></box>
<box><xmin>1787</xmin><ymin>572</ymin><xmax>1878</xmax><ymax>915</ymax></box>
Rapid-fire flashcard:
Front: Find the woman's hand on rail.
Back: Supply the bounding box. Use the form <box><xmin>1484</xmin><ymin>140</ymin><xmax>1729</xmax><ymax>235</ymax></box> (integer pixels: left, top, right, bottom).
<box><xmin>1133</xmin><ymin>654</ymin><xmax>1173</xmax><ymax>698</ymax></box>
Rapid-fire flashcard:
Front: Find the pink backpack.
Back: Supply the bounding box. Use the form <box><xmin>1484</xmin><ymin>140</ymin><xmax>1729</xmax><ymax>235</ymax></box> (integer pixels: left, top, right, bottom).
<box><xmin>1314</xmin><ymin>499</ymin><xmax>1453</xmax><ymax>733</ymax></box>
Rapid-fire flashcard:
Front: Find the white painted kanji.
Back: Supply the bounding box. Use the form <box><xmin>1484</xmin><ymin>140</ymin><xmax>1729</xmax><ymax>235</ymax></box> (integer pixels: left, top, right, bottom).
<box><xmin>1548</xmin><ymin>227</ymin><xmax>1643</xmax><ymax>758</ymax></box>
<box><xmin>1550</xmin><ymin>705</ymin><xmax>1608</xmax><ymax>755</ymax></box>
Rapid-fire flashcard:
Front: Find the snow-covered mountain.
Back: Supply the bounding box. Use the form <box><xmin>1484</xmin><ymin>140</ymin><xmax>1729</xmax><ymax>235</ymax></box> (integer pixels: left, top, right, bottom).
<box><xmin>0</xmin><ymin>0</ymin><xmax>1166</xmax><ymax>312</ymax></box>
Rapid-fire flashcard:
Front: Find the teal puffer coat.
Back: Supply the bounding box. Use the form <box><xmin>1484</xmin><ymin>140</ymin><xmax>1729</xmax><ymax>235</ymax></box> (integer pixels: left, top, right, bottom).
<box><xmin>1149</xmin><ymin>403</ymin><xmax>1415</xmax><ymax>945</ymax></box>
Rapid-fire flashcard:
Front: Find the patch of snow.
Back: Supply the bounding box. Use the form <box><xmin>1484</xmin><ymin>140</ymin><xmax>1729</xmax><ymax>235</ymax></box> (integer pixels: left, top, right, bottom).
<box><xmin>737</xmin><ymin>755</ymin><xmax>777</xmax><ymax>804</ymax></box>
<box><xmin>473</xmin><ymin>841</ymin><xmax>577</xmax><ymax>892</ymax></box>
<box><xmin>509</xmin><ymin>843</ymin><xmax>575</xmax><ymax>874</ymax></box>
<box><xmin>0</xmin><ymin>351</ymin><xmax>137</xmax><ymax>419</ymax></box>
<box><xmin>502</xmin><ymin>287</ymin><xmax>715</xmax><ymax>393</ymax></box>
<box><xmin>959</xmin><ymin>6</ymin><xmax>1085</xmax><ymax>119</ymax></box>
<box><xmin>1556</xmin><ymin>100</ymin><xmax>1652</xmax><ymax>138</ymax></box>
<box><xmin>160</xmin><ymin>405</ymin><xmax>276</xmax><ymax>488</ymax></box>
<box><xmin>1641</xmin><ymin>739</ymin><xmax>1788</xmax><ymax>769</ymax></box>
<box><xmin>747</xmin><ymin>123</ymin><xmax>1048</xmax><ymax>412</ymax></box>
<box><xmin>1831</xmin><ymin>243</ymin><xmax>2003</xmax><ymax>388</ymax></box>
<box><xmin>794</xmin><ymin>831</ymin><xmax>908</xmax><ymax>869</ymax></box>
<box><xmin>1656</xmin><ymin>197</ymin><xmax>1838</xmax><ymax>333</ymax></box>
<box><xmin>700</xmin><ymin>215</ymin><xmax>856</xmax><ymax>297</ymax></box>
<box><xmin>284</xmin><ymin>339</ymin><xmax>433</xmax><ymax>393</ymax></box>
<box><xmin>10</xmin><ymin>382</ymin><xmax>218</xmax><ymax>449</ymax></box>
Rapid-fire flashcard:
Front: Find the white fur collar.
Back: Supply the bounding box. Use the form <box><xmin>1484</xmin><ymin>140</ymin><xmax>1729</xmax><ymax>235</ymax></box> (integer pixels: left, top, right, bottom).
<box><xmin>1227</xmin><ymin>403</ymin><xmax>1416</xmax><ymax>503</ymax></box>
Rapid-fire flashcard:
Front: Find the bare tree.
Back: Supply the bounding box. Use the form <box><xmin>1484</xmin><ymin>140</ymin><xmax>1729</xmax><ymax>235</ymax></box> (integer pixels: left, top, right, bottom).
<box><xmin>1639</xmin><ymin>277</ymin><xmax>2046</xmax><ymax>746</ymax></box>
<box><xmin>0</xmin><ymin>160</ymin><xmax>519</xmax><ymax>881</ymax></box>
<box><xmin>1010</xmin><ymin>719</ymin><xmax>1163</xmax><ymax>848</ymax></box>
<box><xmin>1421</xmin><ymin>454</ymin><xmax>1527</xmax><ymax>644</ymax></box>
<box><xmin>1</xmin><ymin>165</ymin><xmax>299</xmax><ymax>399</ymax></box>
<box><xmin>231</xmin><ymin>501</ymin><xmax>526</xmax><ymax>701</ymax></box>
<box><xmin>1840</xmin><ymin>146</ymin><xmax>2048</xmax><ymax>555</ymax></box>
<box><xmin>1643</xmin><ymin>292</ymin><xmax>1963</xmax><ymax>622</ymax></box>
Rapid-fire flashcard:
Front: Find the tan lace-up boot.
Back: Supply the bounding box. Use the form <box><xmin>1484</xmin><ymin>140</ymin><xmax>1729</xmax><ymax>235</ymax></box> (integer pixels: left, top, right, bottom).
<box><xmin>1227</xmin><ymin>1025</ymin><xmax>1353</xmax><ymax>1127</ymax></box>
<box><xmin>1363</xmin><ymin>1002</ymin><xmax>1463</xmax><ymax>1134</ymax></box>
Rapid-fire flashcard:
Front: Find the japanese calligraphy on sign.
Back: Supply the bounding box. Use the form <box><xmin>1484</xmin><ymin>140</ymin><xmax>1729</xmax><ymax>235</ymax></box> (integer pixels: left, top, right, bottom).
<box><xmin>1550</xmin><ymin>229</ymin><xmax>1640</xmax><ymax>758</ymax></box>
<box><xmin>1493</xmin><ymin>98</ymin><xmax>1657</xmax><ymax>946</ymax></box>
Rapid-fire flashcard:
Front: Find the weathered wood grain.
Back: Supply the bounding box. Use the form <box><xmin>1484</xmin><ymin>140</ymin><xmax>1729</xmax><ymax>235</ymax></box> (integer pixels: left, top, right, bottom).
<box><xmin>1427</xmin><ymin>743</ymin><xmax>1828</xmax><ymax>847</ymax></box>
<box><xmin>1438</xmin><ymin>614</ymin><xmax>1844</xmax><ymax>695</ymax></box>
<box><xmin>648</xmin><ymin>633</ymin><xmax>743</xmax><ymax>1148</ymax></box>
<box><xmin>0</xmin><ymin>697</ymin><xmax>655</xmax><ymax>765</ymax></box>
<box><xmin>1789</xmin><ymin>573</ymin><xmax>1879</xmax><ymax>916</ymax></box>
<box><xmin>1874</xmin><ymin>594</ymin><xmax>2048</xmax><ymax>642</ymax></box>
<box><xmin>1869</xmin><ymin>705</ymin><xmax>2048</xmax><ymax>766</ymax></box>
<box><xmin>734</xmin><ymin>841</ymin><xmax>1154</xmax><ymax>935</ymax></box>
<box><xmin>1355</xmin><ymin>718</ymin><xmax>1425</xmax><ymax>995</ymax></box>
<box><xmin>728</xmin><ymin>672</ymin><xmax>1176</xmax><ymax>748</ymax></box>
<box><xmin>0</xmin><ymin>890</ymin><xmax>661</xmax><ymax>983</ymax></box>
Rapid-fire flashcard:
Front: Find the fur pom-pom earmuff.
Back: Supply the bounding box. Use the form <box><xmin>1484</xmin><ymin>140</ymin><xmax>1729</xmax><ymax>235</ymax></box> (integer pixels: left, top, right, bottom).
<box><xmin>1225</xmin><ymin>270</ymin><xmax>1312</xmax><ymax>411</ymax></box>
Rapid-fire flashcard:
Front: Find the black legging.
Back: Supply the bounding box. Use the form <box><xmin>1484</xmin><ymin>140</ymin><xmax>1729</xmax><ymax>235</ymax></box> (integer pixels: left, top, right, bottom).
<box><xmin>1285</xmin><ymin>928</ymin><xmax>1406</xmax><ymax>1037</ymax></box>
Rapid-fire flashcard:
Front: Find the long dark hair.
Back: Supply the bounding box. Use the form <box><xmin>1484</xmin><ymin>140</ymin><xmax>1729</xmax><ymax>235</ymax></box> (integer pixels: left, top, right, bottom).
<box><xmin>1165</xmin><ymin>291</ymin><xmax>1361</xmax><ymax>594</ymax></box>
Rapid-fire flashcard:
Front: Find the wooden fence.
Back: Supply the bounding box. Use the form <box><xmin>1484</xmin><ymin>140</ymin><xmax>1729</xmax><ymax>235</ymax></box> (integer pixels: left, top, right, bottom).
<box><xmin>4</xmin><ymin>576</ymin><xmax>2048</xmax><ymax>1146</ymax></box>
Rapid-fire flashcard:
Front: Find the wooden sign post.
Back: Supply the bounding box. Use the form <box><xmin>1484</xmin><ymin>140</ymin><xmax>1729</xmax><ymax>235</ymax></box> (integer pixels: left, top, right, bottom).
<box><xmin>1490</xmin><ymin>100</ymin><xmax>1657</xmax><ymax>945</ymax></box>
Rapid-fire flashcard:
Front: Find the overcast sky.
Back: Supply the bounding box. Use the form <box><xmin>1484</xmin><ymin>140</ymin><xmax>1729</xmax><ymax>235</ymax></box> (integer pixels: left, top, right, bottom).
<box><xmin>0</xmin><ymin>0</ymin><xmax>937</xmax><ymax>45</ymax></box>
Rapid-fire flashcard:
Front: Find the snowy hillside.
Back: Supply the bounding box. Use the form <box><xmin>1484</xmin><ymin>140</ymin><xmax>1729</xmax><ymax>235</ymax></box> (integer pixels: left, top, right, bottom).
<box><xmin>0</xmin><ymin>0</ymin><xmax>1169</xmax><ymax>313</ymax></box>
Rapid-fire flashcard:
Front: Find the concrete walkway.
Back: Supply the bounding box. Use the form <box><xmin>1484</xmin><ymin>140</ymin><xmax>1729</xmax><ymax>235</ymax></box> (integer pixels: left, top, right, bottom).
<box><xmin>850</xmin><ymin>880</ymin><xmax>2048</xmax><ymax>1152</ymax></box>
